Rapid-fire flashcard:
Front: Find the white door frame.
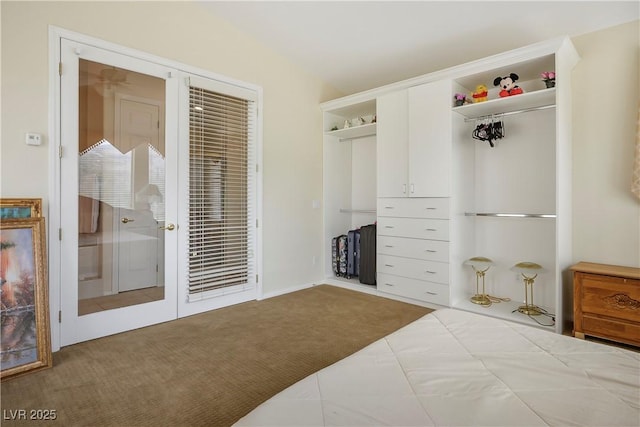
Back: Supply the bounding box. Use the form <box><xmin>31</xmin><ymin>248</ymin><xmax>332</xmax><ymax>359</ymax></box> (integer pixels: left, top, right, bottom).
<box><xmin>48</xmin><ymin>26</ymin><xmax>263</xmax><ymax>351</ymax></box>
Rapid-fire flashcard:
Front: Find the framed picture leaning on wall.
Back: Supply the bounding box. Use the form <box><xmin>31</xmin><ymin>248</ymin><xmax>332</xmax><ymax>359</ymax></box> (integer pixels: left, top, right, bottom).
<box><xmin>0</xmin><ymin>198</ymin><xmax>43</xmax><ymax>220</ymax></box>
<box><xmin>0</xmin><ymin>215</ymin><xmax>52</xmax><ymax>380</ymax></box>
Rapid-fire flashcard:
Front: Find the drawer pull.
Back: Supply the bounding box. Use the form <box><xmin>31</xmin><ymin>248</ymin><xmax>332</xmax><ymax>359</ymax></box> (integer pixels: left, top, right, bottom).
<box><xmin>425</xmin><ymin>249</ymin><xmax>437</xmax><ymax>253</ymax></box>
<box><xmin>425</xmin><ymin>270</ymin><xmax>437</xmax><ymax>274</ymax></box>
<box><xmin>425</xmin><ymin>207</ymin><xmax>437</xmax><ymax>210</ymax></box>
<box><xmin>385</xmin><ymin>245</ymin><xmax>394</xmax><ymax>248</ymax></box>
<box><xmin>385</xmin><ymin>226</ymin><xmax>395</xmax><ymax>229</ymax></box>
<box><xmin>426</xmin><ymin>291</ymin><xmax>437</xmax><ymax>296</ymax></box>
<box><xmin>384</xmin><ymin>283</ymin><xmax>395</xmax><ymax>287</ymax></box>
<box><xmin>384</xmin><ymin>206</ymin><xmax>395</xmax><ymax>209</ymax></box>
<box><xmin>385</xmin><ymin>264</ymin><xmax>395</xmax><ymax>268</ymax></box>
<box><xmin>426</xmin><ymin>228</ymin><xmax>437</xmax><ymax>231</ymax></box>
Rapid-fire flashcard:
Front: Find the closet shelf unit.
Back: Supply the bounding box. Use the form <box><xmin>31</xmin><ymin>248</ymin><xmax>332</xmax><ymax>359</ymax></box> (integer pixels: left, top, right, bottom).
<box><xmin>449</xmin><ymin>38</ymin><xmax>579</xmax><ymax>333</ymax></box>
<box><xmin>320</xmin><ymin>36</ymin><xmax>580</xmax><ymax>324</ymax></box>
<box><xmin>453</xmin><ymin>87</ymin><xmax>556</xmax><ymax>119</ymax></box>
<box><xmin>322</xmin><ymin>97</ymin><xmax>378</xmax><ymax>289</ymax></box>
<box><xmin>325</xmin><ymin>123</ymin><xmax>377</xmax><ymax>141</ymax></box>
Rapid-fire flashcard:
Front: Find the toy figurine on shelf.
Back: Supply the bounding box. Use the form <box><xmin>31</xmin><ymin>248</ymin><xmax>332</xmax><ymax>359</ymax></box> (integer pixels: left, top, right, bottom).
<box><xmin>454</xmin><ymin>93</ymin><xmax>467</xmax><ymax>107</ymax></box>
<box><xmin>494</xmin><ymin>73</ymin><xmax>524</xmax><ymax>97</ymax></box>
<box><xmin>471</xmin><ymin>84</ymin><xmax>489</xmax><ymax>103</ymax></box>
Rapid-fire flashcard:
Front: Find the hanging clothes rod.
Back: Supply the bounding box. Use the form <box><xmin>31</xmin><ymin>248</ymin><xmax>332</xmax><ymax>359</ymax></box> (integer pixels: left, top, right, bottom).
<box><xmin>465</xmin><ymin>212</ymin><xmax>556</xmax><ymax>218</ymax></box>
<box><xmin>464</xmin><ymin>104</ymin><xmax>555</xmax><ymax>122</ymax></box>
<box><xmin>338</xmin><ymin>134</ymin><xmax>376</xmax><ymax>142</ymax></box>
<box><xmin>340</xmin><ymin>208</ymin><xmax>376</xmax><ymax>214</ymax></box>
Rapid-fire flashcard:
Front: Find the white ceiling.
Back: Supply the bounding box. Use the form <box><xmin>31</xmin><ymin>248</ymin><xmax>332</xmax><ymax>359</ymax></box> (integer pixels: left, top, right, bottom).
<box><xmin>199</xmin><ymin>1</ymin><xmax>639</xmax><ymax>95</ymax></box>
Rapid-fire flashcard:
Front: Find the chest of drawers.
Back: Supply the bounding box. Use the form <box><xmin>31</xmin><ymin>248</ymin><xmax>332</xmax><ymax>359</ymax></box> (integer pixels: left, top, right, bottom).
<box><xmin>571</xmin><ymin>262</ymin><xmax>640</xmax><ymax>347</ymax></box>
<box><xmin>377</xmin><ymin>197</ymin><xmax>449</xmax><ymax>306</ymax></box>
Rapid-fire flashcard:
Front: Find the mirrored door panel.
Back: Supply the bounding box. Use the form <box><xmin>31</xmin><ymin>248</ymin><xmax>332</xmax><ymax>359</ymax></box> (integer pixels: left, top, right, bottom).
<box><xmin>76</xmin><ymin>59</ymin><xmax>167</xmax><ymax>315</ymax></box>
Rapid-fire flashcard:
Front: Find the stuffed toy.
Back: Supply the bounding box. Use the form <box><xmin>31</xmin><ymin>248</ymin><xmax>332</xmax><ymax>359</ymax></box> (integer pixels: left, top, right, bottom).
<box><xmin>493</xmin><ymin>73</ymin><xmax>524</xmax><ymax>97</ymax></box>
<box><xmin>471</xmin><ymin>84</ymin><xmax>489</xmax><ymax>103</ymax></box>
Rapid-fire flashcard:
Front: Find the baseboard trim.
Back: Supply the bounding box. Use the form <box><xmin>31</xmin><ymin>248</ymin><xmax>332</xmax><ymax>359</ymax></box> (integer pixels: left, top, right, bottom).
<box><xmin>260</xmin><ymin>282</ymin><xmax>316</xmax><ymax>300</ymax></box>
<box><xmin>259</xmin><ymin>278</ymin><xmax>447</xmax><ymax>311</ymax></box>
<box><xmin>323</xmin><ymin>277</ymin><xmax>445</xmax><ymax>310</ymax></box>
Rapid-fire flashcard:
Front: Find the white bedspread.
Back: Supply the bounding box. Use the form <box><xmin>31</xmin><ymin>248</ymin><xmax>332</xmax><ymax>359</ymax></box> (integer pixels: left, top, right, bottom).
<box><xmin>235</xmin><ymin>308</ymin><xmax>640</xmax><ymax>426</ymax></box>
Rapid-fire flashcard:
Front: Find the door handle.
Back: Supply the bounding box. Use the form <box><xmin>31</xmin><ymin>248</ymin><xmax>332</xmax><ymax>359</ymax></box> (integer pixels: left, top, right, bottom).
<box><xmin>121</xmin><ymin>217</ymin><xmax>135</xmax><ymax>224</ymax></box>
<box><xmin>159</xmin><ymin>223</ymin><xmax>175</xmax><ymax>231</ymax></box>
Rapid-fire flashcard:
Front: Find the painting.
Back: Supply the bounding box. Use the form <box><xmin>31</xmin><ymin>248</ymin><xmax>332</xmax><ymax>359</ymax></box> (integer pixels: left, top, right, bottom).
<box><xmin>0</xmin><ymin>198</ymin><xmax>42</xmax><ymax>220</ymax></box>
<box><xmin>0</xmin><ymin>217</ymin><xmax>52</xmax><ymax>380</ymax></box>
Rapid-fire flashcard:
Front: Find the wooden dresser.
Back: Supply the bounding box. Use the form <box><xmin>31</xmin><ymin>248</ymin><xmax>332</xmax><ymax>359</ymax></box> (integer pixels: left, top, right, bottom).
<box><xmin>571</xmin><ymin>262</ymin><xmax>640</xmax><ymax>347</ymax></box>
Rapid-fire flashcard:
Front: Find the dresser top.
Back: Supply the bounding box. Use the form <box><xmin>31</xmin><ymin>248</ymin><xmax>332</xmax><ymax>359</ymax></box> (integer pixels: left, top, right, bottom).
<box><xmin>571</xmin><ymin>262</ymin><xmax>640</xmax><ymax>280</ymax></box>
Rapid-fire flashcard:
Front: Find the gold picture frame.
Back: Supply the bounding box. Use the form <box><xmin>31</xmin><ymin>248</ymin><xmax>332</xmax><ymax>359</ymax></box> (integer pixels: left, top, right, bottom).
<box><xmin>1</xmin><ymin>217</ymin><xmax>52</xmax><ymax>380</ymax></box>
<box><xmin>0</xmin><ymin>198</ymin><xmax>42</xmax><ymax>219</ymax></box>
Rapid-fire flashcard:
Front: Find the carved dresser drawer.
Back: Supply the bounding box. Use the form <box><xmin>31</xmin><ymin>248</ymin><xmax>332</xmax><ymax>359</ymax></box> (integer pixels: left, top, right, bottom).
<box><xmin>571</xmin><ymin>262</ymin><xmax>640</xmax><ymax>347</ymax></box>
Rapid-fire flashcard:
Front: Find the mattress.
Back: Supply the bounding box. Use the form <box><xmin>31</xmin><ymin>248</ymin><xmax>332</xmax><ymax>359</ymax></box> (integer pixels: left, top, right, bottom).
<box><xmin>235</xmin><ymin>308</ymin><xmax>640</xmax><ymax>426</ymax></box>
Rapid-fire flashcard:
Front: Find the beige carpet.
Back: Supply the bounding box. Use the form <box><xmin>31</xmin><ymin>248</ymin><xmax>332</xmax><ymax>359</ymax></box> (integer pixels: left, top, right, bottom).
<box><xmin>1</xmin><ymin>284</ymin><xmax>432</xmax><ymax>426</ymax></box>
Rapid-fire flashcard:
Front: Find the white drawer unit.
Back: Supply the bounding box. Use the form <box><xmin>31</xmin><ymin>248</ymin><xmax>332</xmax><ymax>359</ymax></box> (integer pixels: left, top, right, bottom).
<box><xmin>378</xmin><ymin>254</ymin><xmax>449</xmax><ymax>284</ymax></box>
<box><xmin>377</xmin><ymin>235</ymin><xmax>449</xmax><ymax>262</ymax></box>
<box><xmin>377</xmin><ymin>217</ymin><xmax>449</xmax><ymax>241</ymax></box>
<box><xmin>378</xmin><ymin>197</ymin><xmax>449</xmax><ymax>219</ymax></box>
<box><xmin>376</xmin><ymin>197</ymin><xmax>451</xmax><ymax>306</ymax></box>
<box><xmin>378</xmin><ymin>273</ymin><xmax>450</xmax><ymax>306</ymax></box>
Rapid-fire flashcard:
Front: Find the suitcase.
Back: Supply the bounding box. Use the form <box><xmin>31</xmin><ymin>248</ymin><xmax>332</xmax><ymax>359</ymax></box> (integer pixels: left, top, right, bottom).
<box><xmin>332</xmin><ymin>234</ymin><xmax>348</xmax><ymax>277</ymax></box>
<box><xmin>358</xmin><ymin>224</ymin><xmax>376</xmax><ymax>285</ymax></box>
<box><xmin>347</xmin><ymin>229</ymin><xmax>361</xmax><ymax>278</ymax></box>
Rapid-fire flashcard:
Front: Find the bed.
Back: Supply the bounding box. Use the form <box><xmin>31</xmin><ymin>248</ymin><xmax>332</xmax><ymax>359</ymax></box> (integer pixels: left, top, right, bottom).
<box><xmin>235</xmin><ymin>308</ymin><xmax>639</xmax><ymax>426</ymax></box>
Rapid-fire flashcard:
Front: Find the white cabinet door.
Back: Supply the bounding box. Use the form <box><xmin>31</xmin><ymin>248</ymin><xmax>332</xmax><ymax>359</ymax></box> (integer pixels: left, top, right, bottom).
<box><xmin>408</xmin><ymin>80</ymin><xmax>452</xmax><ymax>197</ymax></box>
<box><xmin>377</xmin><ymin>89</ymin><xmax>408</xmax><ymax>197</ymax></box>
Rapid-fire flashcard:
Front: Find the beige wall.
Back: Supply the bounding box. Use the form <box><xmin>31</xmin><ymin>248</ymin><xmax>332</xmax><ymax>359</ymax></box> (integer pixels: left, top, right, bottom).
<box><xmin>1</xmin><ymin>1</ymin><xmax>638</xmax><ymax>308</ymax></box>
<box><xmin>0</xmin><ymin>1</ymin><xmax>342</xmax><ymax>295</ymax></box>
<box><xmin>572</xmin><ymin>20</ymin><xmax>640</xmax><ymax>268</ymax></box>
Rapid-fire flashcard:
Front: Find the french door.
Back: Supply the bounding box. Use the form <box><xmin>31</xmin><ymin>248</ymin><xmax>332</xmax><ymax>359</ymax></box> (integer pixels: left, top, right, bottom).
<box><xmin>59</xmin><ymin>39</ymin><xmax>179</xmax><ymax>346</ymax></box>
<box><xmin>57</xmin><ymin>35</ymin><xmax>259</xmax><ymax>346</ymax></box>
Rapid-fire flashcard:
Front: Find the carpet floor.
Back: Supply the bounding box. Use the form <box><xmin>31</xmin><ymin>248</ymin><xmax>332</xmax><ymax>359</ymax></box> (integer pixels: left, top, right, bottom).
<box><xmin>1</xmin><ymin>284</ymin><xmax>432</xmax><ymax>426</ymax></box>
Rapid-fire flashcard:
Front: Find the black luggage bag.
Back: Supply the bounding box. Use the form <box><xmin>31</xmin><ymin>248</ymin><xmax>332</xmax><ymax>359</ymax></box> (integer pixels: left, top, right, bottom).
<box><xmin>347</xmin><ymin>229</ymin><xmax>361</xmax><ymax>278</ymax></box>
<box><xmin>358</xmin><ymin>224</ymin><xmax>376</xmax><ymax>285</ymax></box>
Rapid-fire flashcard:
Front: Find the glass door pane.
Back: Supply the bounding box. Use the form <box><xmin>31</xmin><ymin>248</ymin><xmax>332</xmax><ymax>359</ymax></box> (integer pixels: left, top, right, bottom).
<box><xmin>77</xmin><ymin>59</ymin><xmax>166</xmax><ymax>315</ymax></box>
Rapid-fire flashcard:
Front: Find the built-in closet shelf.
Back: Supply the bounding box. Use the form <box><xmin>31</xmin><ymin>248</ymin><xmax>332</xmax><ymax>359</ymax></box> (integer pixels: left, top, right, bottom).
<box><xmin>465</xmin><ymin>212</ymin><xmax>556</xmax><ymax>219</ymax></box>
<box><xmin>453</xmin><ymin>88</ymin><xmax>556</xmax><ymax>119</ymax></box>
<box><xmin>453</xmin><ymin>299</ymin><xmax>555</xmax><ymax>331</ymax></box>
<box><xmin>339</xmin><ymin>208</ymin><xmax>376</xmax><ymax>214</ymax></box>
<box><xmin>325</xmin><ymin>123</ymin><xmax>376</xmax><ymax>141</ymax></box>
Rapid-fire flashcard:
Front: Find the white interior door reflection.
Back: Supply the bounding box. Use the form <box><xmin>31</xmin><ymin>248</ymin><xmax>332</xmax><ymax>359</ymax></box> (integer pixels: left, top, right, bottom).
<box><xmin>76</xmin><ymin>58</ymin><xmax>167</xmax><ymax>316</ymax></box>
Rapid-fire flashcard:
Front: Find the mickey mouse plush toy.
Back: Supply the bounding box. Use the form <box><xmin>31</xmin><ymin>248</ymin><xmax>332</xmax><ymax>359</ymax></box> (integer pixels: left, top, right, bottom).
<box><xmin>493</xmin><ymin>73</ymin><xmax>524</xmax><ymax>97</ymax></box>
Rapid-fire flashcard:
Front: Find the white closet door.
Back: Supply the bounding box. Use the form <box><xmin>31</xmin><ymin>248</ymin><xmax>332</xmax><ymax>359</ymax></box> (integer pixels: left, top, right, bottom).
<box><xmin>377</xmin><ymin>90</ymin><xmax>409</xmax><ymax>197</ymax></box>
<box><xmin>408</xmin><ymin>80</ymin><xmax>452</xmax><ymax>197</ymax></box>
